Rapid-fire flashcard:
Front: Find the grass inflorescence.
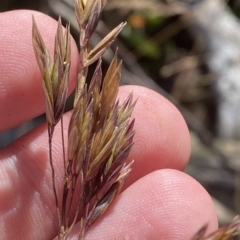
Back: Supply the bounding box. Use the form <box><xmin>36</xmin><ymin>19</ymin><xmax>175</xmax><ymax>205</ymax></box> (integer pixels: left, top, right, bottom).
<box><xmin>32</xmin><ymin>0</ymin><xmax>135</xmax><ymax>239</ymax></box>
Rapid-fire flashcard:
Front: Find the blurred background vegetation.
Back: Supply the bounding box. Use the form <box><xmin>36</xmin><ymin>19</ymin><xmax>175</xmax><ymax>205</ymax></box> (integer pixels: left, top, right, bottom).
<box><xmin>1</xmin><ymin>0</ymin><xmax>240</xmax><ymax>228</ymax></box>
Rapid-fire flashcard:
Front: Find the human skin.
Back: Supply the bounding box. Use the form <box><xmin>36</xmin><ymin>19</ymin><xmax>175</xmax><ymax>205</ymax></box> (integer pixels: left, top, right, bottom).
<box><xmin>0</xmin><ymin>10</ymin><xmax>218</xmax><ymax>240</ymax></box>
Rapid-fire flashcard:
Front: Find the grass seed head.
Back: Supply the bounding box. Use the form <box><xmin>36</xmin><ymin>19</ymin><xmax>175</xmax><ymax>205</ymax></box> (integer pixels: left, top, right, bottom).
<box><xmin>32</xmin><ymin>16</ymin><xmax>71</xmax><ymax>126</ymax></box>
<box><xmin>67</xmin><ymin>50</ymin><xmax>135</xmax><ymax>230</ymax></box>
<box><xmin>33</xmin><ymin>0</ymin><xmax>135</xmax><ymax>238</ymax></box>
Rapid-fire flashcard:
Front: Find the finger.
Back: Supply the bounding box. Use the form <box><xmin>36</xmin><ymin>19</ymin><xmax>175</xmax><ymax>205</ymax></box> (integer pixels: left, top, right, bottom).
<box><xmin>119</xmin><ymin>85</ymin><xmax>191</xmax><ymax>189</ymax></box>
<box><xmin>0</xmin><ymin>85</ymin><xmax>190</xmax><ymax>239</ymax></box>
<box><xmin>0</xmin><ymin>10</ymin><xmax>79</xmax><ymax>132</ymax></box>
<box><xmin>68</xmin><ymin>169</ymin><xmax>218</xmax><ymax>239</ymax></box>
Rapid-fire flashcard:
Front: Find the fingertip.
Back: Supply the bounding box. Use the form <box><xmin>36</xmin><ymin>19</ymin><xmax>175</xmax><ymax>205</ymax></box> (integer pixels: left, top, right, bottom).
<box><xmin>0</xmin><ymin>10</ymin><xmax>79</xmax><ymax>131</ymax></box>
<box><xmin>67</xmin><ymin>169</ymin><xmax>218</xmax><ymax>239</ymax></box>
<box><xmin>118</xmin><ymin>85</ymin><xmax>191</xmax><ymax>187</ymax></box>
<box><xmin>98</xmin><ymin>169</ymin><xmax>218</xmax><ymax>239</ymax></box>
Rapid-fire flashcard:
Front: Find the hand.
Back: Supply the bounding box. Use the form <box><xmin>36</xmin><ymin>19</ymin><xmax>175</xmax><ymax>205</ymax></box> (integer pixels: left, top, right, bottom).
<box><xmin>0</xmin><ymin>10</ymin><xmax>218</xmax><ymax>240</ymax></box>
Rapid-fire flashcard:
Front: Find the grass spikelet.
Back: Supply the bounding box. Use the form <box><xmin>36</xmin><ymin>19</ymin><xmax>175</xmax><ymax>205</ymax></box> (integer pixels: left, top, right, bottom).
<box><xmin>191</xmin><ymin>216</ymin><xmax>240</xmax><ymax>240</ymax></box>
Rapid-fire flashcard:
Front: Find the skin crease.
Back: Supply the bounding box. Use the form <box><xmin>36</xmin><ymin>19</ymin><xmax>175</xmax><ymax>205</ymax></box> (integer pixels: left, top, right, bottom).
<box><xmin>0</xmin><ymin>10</ymin><xmax>218</xmax><ymax>240</ymax></box>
